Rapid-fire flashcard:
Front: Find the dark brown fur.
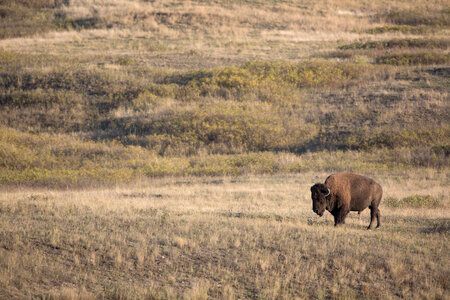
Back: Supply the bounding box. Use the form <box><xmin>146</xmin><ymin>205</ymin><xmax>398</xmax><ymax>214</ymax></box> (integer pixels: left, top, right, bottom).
<box><xmin>310</xmin><ymin>172</ymin><xmax>383</xmax><ymax>229</ymax></box>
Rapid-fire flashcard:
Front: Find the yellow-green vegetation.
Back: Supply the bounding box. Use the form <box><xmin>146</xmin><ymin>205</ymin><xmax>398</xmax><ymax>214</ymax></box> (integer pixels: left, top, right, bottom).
<box><xmin>5</xmin><ymin>126</ymin><xmax>446</xmax><ymax>187</ymax></box>
<box><xmin>0</xmin><ymin>174</ymin><xmax>448</xmax><ymax>299</ymax></box>
<box><xmin>384</xmin><ymin>195</ymin><xmax>442</xmax><ymax>208</ymax></box>
<box><xmin>0</xmin><ymin>57</ymin><xmax>448</xmax><ymax>185</ymax></box>
<box><xmin>0</xmin><ymin>1</ymin><xmax>448</xmax><ymax>185</ymax></box>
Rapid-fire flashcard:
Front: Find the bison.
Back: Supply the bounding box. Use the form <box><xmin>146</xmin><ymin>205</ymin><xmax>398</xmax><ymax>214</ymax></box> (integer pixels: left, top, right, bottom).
<box><xmin>310</xmin><ymin>172</ymin><xmax>382</xmax><ymax>229</ymax></box>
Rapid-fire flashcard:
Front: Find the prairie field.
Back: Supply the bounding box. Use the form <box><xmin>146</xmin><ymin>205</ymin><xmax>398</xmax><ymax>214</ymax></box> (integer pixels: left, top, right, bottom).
<box><xmin>0</xmin><ymin>172</ymin><xmax>449</xmax><ymax>299</ymax></box>
<box><xmin>0</xmin><ymin>0</ymin><xmax>449</xmax><ymax>299</ymax></box>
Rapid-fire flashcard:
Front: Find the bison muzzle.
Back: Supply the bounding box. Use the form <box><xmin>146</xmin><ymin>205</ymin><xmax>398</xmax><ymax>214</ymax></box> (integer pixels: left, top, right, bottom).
<box><xmin>310</xmin><ymin>172</ymin><xmax>382</xmax><ymax>229</ymax></box>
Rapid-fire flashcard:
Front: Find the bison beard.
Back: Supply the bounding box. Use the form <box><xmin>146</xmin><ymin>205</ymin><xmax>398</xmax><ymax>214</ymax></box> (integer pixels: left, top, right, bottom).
<box><xmin>310</xmin><ymin>172</ymin><xmax>383</xmax><ymax>229</ymax></box>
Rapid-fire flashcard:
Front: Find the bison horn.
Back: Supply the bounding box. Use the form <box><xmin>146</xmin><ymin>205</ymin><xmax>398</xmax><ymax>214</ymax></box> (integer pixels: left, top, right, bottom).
<box><xmin>324</xmin><ymin>188</ymin><xmax>330</xmax><ymax>197</ymax></box>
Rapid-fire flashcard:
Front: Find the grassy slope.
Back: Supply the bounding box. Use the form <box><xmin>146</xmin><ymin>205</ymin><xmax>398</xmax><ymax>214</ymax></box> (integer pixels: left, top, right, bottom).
<box><xmin>0</xmin><ymin>3</ymin><xmax>449</xmax><ymax>186</ymax></box>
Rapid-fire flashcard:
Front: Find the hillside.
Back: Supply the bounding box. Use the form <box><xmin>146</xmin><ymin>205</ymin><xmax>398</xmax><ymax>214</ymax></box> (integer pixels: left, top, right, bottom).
<box><xmin>0</xmin><ymin>0</ymin><xmax>449</xmax><ymax>186</ymax></box>
<box><xmin>0</xmin><ymin>2</ymin><xmax>449</xmax><ymax>299</ymax></box>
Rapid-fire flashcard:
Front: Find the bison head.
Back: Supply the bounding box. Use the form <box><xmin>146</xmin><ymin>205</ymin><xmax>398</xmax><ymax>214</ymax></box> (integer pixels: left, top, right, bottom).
<box><xmin>310</xmin><ymin>183</ymin><xmax>330</xmax><ymax>216</ymax></box>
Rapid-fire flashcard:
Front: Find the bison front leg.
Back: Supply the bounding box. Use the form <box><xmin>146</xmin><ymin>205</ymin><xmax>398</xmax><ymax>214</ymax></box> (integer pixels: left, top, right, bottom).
<box><xmin>333</xmin><ymin>207</ymin><xmax>349</xmax><ymax>226</ymax></box>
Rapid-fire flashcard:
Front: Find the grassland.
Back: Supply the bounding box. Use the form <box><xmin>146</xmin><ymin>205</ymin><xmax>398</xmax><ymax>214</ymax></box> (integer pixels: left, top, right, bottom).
<box><xmin>0</xmin><ymin>0</ymin><xmax>449</xmax><ymax>298</ymax></box>
<box><xmin>0</xmin><ymin>173</ymin><xmax>448</xmax><ymax>299</ymax></box>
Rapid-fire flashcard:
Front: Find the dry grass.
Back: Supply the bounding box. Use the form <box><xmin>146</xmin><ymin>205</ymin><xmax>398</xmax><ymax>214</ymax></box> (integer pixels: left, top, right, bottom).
<box><xmin>0</xmin><ymin>172</ymin><xmax>448</xmax><ymax>299</ymax></box>
<box><xmin>0</xmin><ymin>0</ymin><xmax>448</xmax><ymax>67</ymax></box>
<box><xmin>0</xmin><ymin>1</ymin><xmax>449</xmax><ymax>297</ymax></box>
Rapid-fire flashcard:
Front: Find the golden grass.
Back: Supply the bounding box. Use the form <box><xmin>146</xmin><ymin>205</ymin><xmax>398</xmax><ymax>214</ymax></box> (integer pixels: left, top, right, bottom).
<box><xmin>0</xmin><ymin>0</ymin><xmax>448</xmax><ymax>64</ymax></box>
<box><xmin>0</xmin><ymin>172</ymin><xmax>448</xmax><ymax>298</ymax></box>
<box><xmin>0</xmin><ymin>1</ymin><xmax>448</xmax><ymax>297</ymax></box>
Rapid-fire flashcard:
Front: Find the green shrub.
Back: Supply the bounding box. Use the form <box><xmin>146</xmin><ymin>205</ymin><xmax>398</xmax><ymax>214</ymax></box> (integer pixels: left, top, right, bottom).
<box><xmin>165</xmin><ymin>60</ymin><xmax>365</xmax><ymax>102</ymax></box>
<box><xmin>384</xmin><ymin>195</ymin><xmax>441</xmax><ymax>208</ymax></box>
<box><xmin>368</xmin><ymin>9</ymin><xmax>449</xmax><ymax>35</ymax></box>
<box><xmin>339</xmin><ymin>39</ymin><xmax>450</xmax><ymax>50</ymax></box>
<box><xmin>366</xmin><ymin>25</ymin><xmax>430</xmax><ymax>34</ymax></box>
<box><xmin>432</xmin><ymin>145</ymin><xmax>450</xmax><ymax>156</ymax></box>
<box><xmin>0</xmin><ymin>0</ymin><xmax>60</xmax><ymax>9</ymax></box>
<box><xmin>0</xmin><ymin>4</ymin><xmax>55</xmax><ymax>39</ymax></box>
<box><xmin>54</xmin><ymin>15</ymin><xmax>103</xmax><ymax>31</ymax></box>
<box><xmin>186</xmin><ymin>152</ymin><xmax>281</xmax><ymax>176</ymax></box>
<box><xmin>0</xmin><ymin>88</ymin><xmax>83</xmax><ymax>108</ymax></box>
<box><xmin>382</xmin><ymin>9</ymin><xmax>450</xmax><ymax>27</ymax></box>
<box><xmin>104</xmin><ymin>101</ymin><xmax>316</xmax><ymax>155</ymax></box>
<box><xmin>367</xmin><ymin>127</ymin><xmax>449</xmax><ymax>150</ymax></box>
<box><xmin>0</xmin><ymin>126</ymin><xmax>446</xmax><ymax>186</ymax></box>
<box><xmin>116</xmin><ymin>56</ymin><xmax>134</xmax><ymax>66</ymax></box>
<box><xmin>311</xmin><ymin>126</ymin><xmax>450</xmax><ymax>153</ymax></box>
<box><xmin>0</xmin><ymin>50</ymin><xmax>23</xmax><ymax>65</ymax></box>
<box><xmin>0</xmin><ymin>68</ymin><xmax>147</xmax><ymax>109</ymax></box>
<box><xmin>376</xmin><ymin>52</ymin><xmax>450</xmax><ymax>65</ymax></box>
<box><xmin>0</xmin><ymin>1</ymin><xmax>104</xmax><ymax>39</ymax></box>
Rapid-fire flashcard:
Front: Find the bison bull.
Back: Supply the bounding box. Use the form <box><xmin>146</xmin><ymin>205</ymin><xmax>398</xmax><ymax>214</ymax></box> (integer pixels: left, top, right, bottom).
<box><xmin>310</xmin><ymin>172</ymin><xmax>382</xmax><ymax>229</ymax></box>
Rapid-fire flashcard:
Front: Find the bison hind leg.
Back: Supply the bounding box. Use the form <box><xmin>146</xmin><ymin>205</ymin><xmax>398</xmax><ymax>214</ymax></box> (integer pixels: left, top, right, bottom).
<box><xmin>367</xmin><ymin>205</ymin><xmax>377</xmax><ymax>230</ymax></box>
<box><xmin>367</xmin><ymin>205</ymin><xmax>381</xmax><ymax>230</ymax></box>
<box><xmin>376</xmin><ymin>209</ymin><xmax>381</xmax><ymax>228</ymax></box>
